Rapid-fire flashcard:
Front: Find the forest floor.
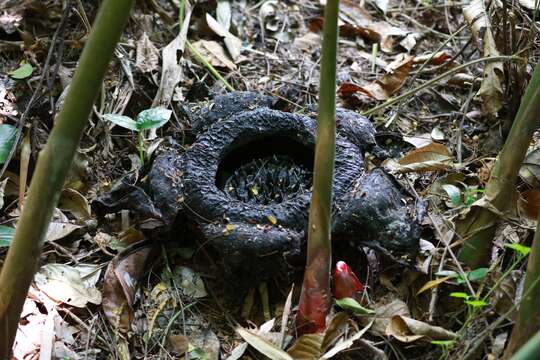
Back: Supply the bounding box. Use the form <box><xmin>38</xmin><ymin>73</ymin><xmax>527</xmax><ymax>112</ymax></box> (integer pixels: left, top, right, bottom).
<box><xmin>1</xmin><ymin>0</ymin><xmax>540</xmax><ymax>359</ymax></box>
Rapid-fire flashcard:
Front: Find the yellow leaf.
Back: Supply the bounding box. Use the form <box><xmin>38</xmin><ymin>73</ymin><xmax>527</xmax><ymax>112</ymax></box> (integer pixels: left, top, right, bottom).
<box><xmin>416</xmin><ymin>276</ymin><xmax>452</xmax><ymax>295</ymax></box>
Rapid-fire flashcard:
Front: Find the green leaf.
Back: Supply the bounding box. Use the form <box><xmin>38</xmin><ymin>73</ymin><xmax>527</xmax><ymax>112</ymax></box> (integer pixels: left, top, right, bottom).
<box><xmin>442</xmin><ymin>184</ymin><xmax>461</xmax><ymax>206</ymax></box>
<box><xmin>102</xmin><ymin>114</ymin><xmax>138</xmax><ymax>131</ymax></box>
<box><xmin>9</xmin><ymin>62</ymin><xmax>33</xmax><ymax>79</ymax></box>
<box><xmin>135</xmin><ymin>107</ymin><xmax>172</xmax><ymax>130</ymax></box>
<box><xmin>505</xmin><ymin>243</ymin><xmax>531</xmax><ymax>257</ymax></box>
<box><xmin>0</xmin><ymin>225</ymin><xmax>15</xmax><ymax>247</ymax></box>
<box><xmin>467</xmin><ymin>267</ymin><xmax>489</xmax><ymax>282</ymax></box>
<box><xmin>335</xmin><ymin>297</ymin><xmax>375</xmax><ymax>315</ymax></box>
<box><xmin>464</xmin><ymin>299</ymin><xmax>488</xmax><ymax>308</ymax></box>
<box><xmin>431</xmin><ymin>340</ymin><xmax>455</xmax><ymax>346</ymax></box>
<box><xmin>0</xmin><ymin>124</ymin><xmax>17</xmax><ymax>164</ymax></box>
<box><xmin>449</xmin><ymin>292</ymin><xmax>470</xmax><ymax>299</ymax></box>
<box><xmin>456</xmin><ymin>268</ymin><xmax>489</xmax><ymax>284</ymax></box>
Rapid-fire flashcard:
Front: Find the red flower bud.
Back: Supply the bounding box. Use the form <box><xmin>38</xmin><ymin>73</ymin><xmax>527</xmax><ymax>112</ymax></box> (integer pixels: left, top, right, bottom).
<box><xmin>333</xmin><ymin>261</ymin><xmax>364</xmax><ymax>300</ymax></box>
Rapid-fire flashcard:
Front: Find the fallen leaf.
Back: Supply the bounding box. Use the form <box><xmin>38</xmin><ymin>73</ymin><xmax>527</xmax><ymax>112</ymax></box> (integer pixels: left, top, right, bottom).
<box><xmin>476</xmin><ymin>29</ymin><xmax>504</xmax><ymax>116</ymax></box>
<box><xmin>178</xmin><ymin>266</ymin><xmax>208</xmax><ymax>299</ymax></box>
<box><xmin>153</xmin><ymin>2</ymin><xmax>192</xmax><ymax>106</ymax></box>
<box><xmin>321</xmin><ymin>320</ymin><xmax>373</xmax><ymax>359</ymax></box>
<box><xmin>412</xmin><ymin>51</ymin><xmax>451</xmax><ymax>65</ymax></box>
<box><xmin>370</xmin><ymin>299</ymin><xmax>410</xmax><ymax>335</ymax></box>
<box><xmin>136</xmin><ymin>32</ymin><xmax>159</xmax><ymax>73</ymax></box>
<box><xmin>520</xmin><ymin>0</ymin><xmax>540</xmax><ymax>10</ymax></box>
<box><xmin>168</xmin><ymin>334</ymin><xmax>190</xmax><ymax>355</ymax></box>
<box><xmin>59</xmin><ymin>188</ymin><xmax>92</xmax><ymax>220</ymax></box>
<box><xmin>519</xmin><ymin>189</ymin><xmax>540</xmax><ymax>220</ymax></box>
<box><xmin>46</xmin><ymin>222</ymin><xmax>82</xmax><ymax>242</ymax></box>
<box><xmin>390</xmin><ymin>143</ymin><xmax>454</xmax><ymax>173</ymax></box>
<box><xmin>190</xmin><ymin>40</ymin><xmax>237</xmax><ymax>70</ymax></box>
<box><xmin>206</xmin><ymin>13</ymin><xmax>242</xmax><ymax>61</ymax></box>
<box><xmin>34</xmin><ymin>264</ymin><xmax>102</xmax><ymax>307</ymax></box>
<box><xmin>236</xmin><ymin>327</ymin><xmax>294</xmax><ymax>360</ymax></box>
<box><xmin>338</xmin><ymin>55</ymin><xmax>413</xmax><ymax>101</ymax></box>
<box><xmin>102</xmin><ymin>241</ymin><xmax>153</xmax><ymax>332</ymax></box>
<box><xmin>386</xmin><ymin>316</ymin><xmax>457</xmax><ymax>342</ymax></box>
<box><xmin>9</xmin><ymin>62</ymin><xmax>33</xmax><ymax>79</ymax></box>
<box><xmin>403</xmin><ymin>133</ymin><xmax>432</xmax><ymax>148</ymax></box>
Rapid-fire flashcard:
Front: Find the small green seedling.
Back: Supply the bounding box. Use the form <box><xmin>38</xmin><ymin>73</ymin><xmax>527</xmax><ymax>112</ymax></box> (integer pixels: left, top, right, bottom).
<box><xmin>505</xmin><ymin>243</ymin><xmax>531</xmax><ymax>258</ymax></box>
<box><xmin>103</xmin><ymin>107</ymin><xmax>172</xmax><ymax>164</ymax></box>
<box><xmin>450</xmin><ymin>292</ymin><xmax>488</xmax><ymax>308</ymax></box>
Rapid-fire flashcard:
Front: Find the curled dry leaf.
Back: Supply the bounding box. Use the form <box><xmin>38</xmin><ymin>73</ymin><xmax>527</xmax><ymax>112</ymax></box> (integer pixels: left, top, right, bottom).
<box><xmin>386</xmin><ymin>316</ymin><xmax>457</xmax><ymax>343</ymax></box>
<box><xmin>190</xmin><ymin>40</ymin><xmax>237</xmax><ymax>71</ymax></box>
<box><xmin>339</xmin><ymin>55</ymin><xmax>413</xmax><ymax>101</ymax></box>
<box><xmin>102</xmin><ymin>241</ymin><xmax>153</xmax><ymax>332</ymax></box>
<box><xmin>385</xmin><ymin>143</ymin><xmax>454</xmax><ymax>173</ymax></box>
<box><xmin>59</xmin><ymin>188</ymin><xmax>92</xmax><ymax>220</ymax></box>
<box><xmin>206</xmin><ymin>13</ymin><xmax>242</xmax><ymax>61</ymax></box>
<box><xmin>34</xmin><ymin>263</ymin><xmax>102</xmax><ymax>307</ymax></box>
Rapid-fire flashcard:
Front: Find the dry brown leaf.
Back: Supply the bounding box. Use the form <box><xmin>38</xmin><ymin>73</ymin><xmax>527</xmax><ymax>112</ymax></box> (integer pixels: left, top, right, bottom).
<box><xmin>206</xmin><ymin>13</ymin><xmax>242</xmax><ymax>61</ymax></box>
<box><xmin>520</xmin><ymin>148</ymin><xmax>540</xmax><ymax>187</ymax></box>
<box><xmin>519</xmin><ymin>189</ymin><xmax>540</xmax><ymax>220</ymax></box>
<box><xmin>416</xmin><ymin>276</ymin><xmax>453</xmax><ymax>295</ymax></box>
<box><xmin>287</xmin><ymin>333</ymin><xmax>324</xmax><ymax>360</ymax></box>
<box><xmin>102</xmin><ymin>241</ymin><xmax>153</xmax><ymax>332</ymax></box>
<box><xmin>168</xmin><ymin>334</ymin><xmax>190</xmax><ymax>355</ymax></box>
<box><xmin>34</xmin><ymin>264</ymin><xmax>102</xmax><ymax>307</ymax></box>
<box><xmin>153</xmin><ymin>2</ymin><xmax>192</xmax><ymax>106</ymax></box>
<box><xmin>477</xmin><ymin>29</ymin><xmax>504</xmax><ymax>115</ymax></box>
<box><xmin>190</xmin><ymin>40</ymin><xmax>237</xmax><ymax>70</ymax></box>
<box><xmin>59</xmin><ymin>188</ymin><xmax>92</xmax><ymax>220</ymax></box>
<box><xmin>339</xmin><ymin>56</ymin><xmax>413</xmax><ymax>101</ymax></box>
<box><xmin>464</xmin><ymin>0</ymin><xmax>488</xmax><ymax>45</ymax></box>
<box><xmin>386</xmin><ymin>316</ymin><xmax>457</xmax><ymax>342</ymax></box>
<box><xmin>136</xmin><ymin>32</ymin><xmax>159</xmax><ymax>73</ymax></box>
<box><xmin>412</xmin><ymin>51</ymin><xmax>451</xmax><ymax>65</ymax></box>
<box><xmin>386</xmin><ymin>143</ymin><xmax>453</xmax><ymax>173</ymax></box>
<box><xmin>369</xmin><ymin>299</ymin><xmax>410</xmax><ymax>335</ymax></box>
<box><xmin>46</xmin><ymin>222</ymin><xmax>82</xmax><ymax>242</ymax></box>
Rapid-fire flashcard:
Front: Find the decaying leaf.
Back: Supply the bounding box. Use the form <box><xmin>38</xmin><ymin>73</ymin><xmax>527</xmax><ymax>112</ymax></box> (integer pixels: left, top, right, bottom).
<box><xmin>369</xmin><ymin>298</ymin><xmax>410</xmax><ymax>335</ymax></box>
<box><xmin>34</xmin><ymin>263</ymin><xmax>102</xmax><ymax>307</ymax></box>
<box><xmin>386</xmin><ymin>316</ymin><xmax>457</xmax><ymax>343</ymax></box>
<box><xmin>136</xmin><ymin>32</ymin><xmax>160</xmax><ymax>73</ymax></box>
<box><xmin>339</xmin><ymin>55</ymin><xmax>413</xmax><ymax>101</ymax></box>
<box><xmin>519</xmin><ymin>189</ymin><xmax>540</xmax><ymax>220</ymax></box>
<box><xmin>464</xmin><ymin>0</ymin><xmax>504</xmax><ymax>115</ymax></box>
<box><xmin>102</xmin><ymin>241</ymin><xmax>153</xmax><ymax>332</ymax></box>
<box><xmin>416</xmin><ymin>276</ymin><xmax>453</xmax><ymax>295</ymax></box>
<box><xmin>59</xmin><ymin>188</ymin><xmax>92</xmax><ymax>220</ymax></box>
<box><xmin>153</xmin><ymin>1</ymin><xmax>192</xmax><ymax>106</ymax></box>
<box><xmin>46</xmin><ymin>222</ymin><xmax>82</xmax><ymax>242</ymax></box>
<box><xmin>385</xmin><ymin>143</ymin><xmax>454</xmax><ymax>173</ymax></box>
<box><xmin>206</xmin><ymin>13</ymin><xmax>242</xmax><ymax>61</ymax></box>
<box><xmin>190</xmin><ymin>40</ymin><xmax>237</xmax><ymax>70</ymax></box>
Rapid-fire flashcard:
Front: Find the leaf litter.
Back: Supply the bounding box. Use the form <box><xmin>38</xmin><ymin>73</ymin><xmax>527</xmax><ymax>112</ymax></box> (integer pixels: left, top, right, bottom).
<box><xmin>0</xmin><ymin>0</ymin><xmax>539</xmax><ymax>358</ymax></box>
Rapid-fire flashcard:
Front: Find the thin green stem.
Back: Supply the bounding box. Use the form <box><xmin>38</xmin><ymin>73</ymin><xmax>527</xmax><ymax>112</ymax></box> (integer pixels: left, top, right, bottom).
<box><xmin>186</xmin><ymin>41</ymin><xmax>235</xmax><ymax>92</ymax></box>
<box><xmin>138</xmin><ymin>131</ymin><xmax>145</xmax><ymax>165</ymax></box>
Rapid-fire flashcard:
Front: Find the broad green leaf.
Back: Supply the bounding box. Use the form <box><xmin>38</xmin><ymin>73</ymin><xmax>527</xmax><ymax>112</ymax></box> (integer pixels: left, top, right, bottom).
<box><xmin>456</xmin><ymin>267</ymin><xmax>489</xmax><ymax>284</ymax></box>
<box><xmin>335</xmin><ymin>297</ymin><xmax>375</xmax><ymax>315</ymax></box>
<box><xmin>431</xmin><ymin>340</ymin><xmax>455</xmax><ymax>347</ymax></box>
<box><xmin>0</xmin><ymin>124</ymin><xmax>17</xmax><ymax>164</ymax></box>
<box><xmin>467</xmin><ymin>267</ymin><xmax>489</xmax><ymax>282</ymax></box>
<box><xmin>0</xmin><ymin>225</ymin><xmax>15</xmax><ymax>247</ymax></box>
<box><xmin>9</xmin><ymin>62</ymin><xmax>33</xmax><ymax>79</ymax></box>
<box><xmin>441</xmin><ymin>184</ymin><xmax>461</xmax><ymax>206</ymax></box>
<box><xmin>102</xmin><ymin>114</ymin><xmax>138</xmax><ymax>131</ymax></box>
<box><xmin>136</xmin><ymin>107</ymin><xmax>172</xmax><ymax>130</ymax></box>
<box><xmin>449</xmin><ymin>292</ymin><xmax>470</xmax><ymax>299</ymax></box>
<box><xmin>505</xmin><ymin>243</ymin><xmax>531</xmax><ymax>257</ymax></box>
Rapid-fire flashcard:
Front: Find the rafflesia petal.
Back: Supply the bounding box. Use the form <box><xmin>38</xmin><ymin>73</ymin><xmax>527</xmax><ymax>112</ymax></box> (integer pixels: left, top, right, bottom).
<box><xmin>333</xmin><ymin>261</ymin><xmax>364</xmax><ymax>300</ymax></box>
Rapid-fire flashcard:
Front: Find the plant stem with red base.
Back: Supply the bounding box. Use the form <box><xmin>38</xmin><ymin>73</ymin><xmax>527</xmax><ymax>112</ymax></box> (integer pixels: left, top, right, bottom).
<box><xmin>296</xmin><ymin>0</ymin><xmax>340</xmax><ymax>335</ymax></box>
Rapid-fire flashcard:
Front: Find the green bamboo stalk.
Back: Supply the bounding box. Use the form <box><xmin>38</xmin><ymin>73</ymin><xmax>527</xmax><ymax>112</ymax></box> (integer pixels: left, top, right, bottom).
<box><xmin>458</xmin><ymin>60</ymin><xmax>540</xmax><ymax>267</ymax></box>
<box><xmin>504</xmin><ymin>212</ymin><xmax>540</xmax><ymax>358</ymax></box>
<box><xmin>296</xmin><ymin>0</ymin><xmax>339</xmax><ymax>334</ymax></box>
<box><xmin>0</xmin><ymin>0</ymin><xmax>134</xmax><ymax>355</ymax></box>
<box><xmin>510</xmin><ymin>330</ymin><xmax>540</xmax><ymax>360</ymax></box>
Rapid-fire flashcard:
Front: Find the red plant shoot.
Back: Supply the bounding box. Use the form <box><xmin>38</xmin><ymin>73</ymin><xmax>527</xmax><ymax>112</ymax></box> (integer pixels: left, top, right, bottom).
<box><xmin>333</xmin><ymin>261</ymin><xmax>364</xmax><ymax>300</ymax></box>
